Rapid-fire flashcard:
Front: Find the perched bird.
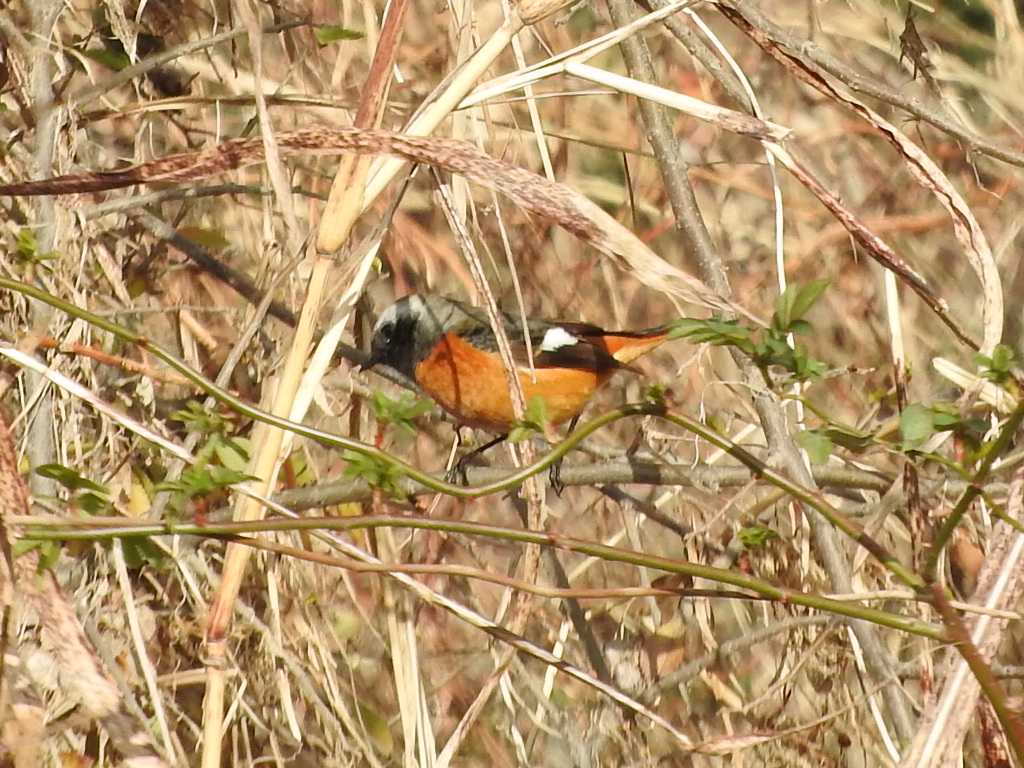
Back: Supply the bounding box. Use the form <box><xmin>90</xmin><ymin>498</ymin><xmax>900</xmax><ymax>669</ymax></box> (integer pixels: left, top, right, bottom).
<box><xmin>360</xmin><ymin>294</ymin><xmax>669</xmax><ymax>434</ymax></box>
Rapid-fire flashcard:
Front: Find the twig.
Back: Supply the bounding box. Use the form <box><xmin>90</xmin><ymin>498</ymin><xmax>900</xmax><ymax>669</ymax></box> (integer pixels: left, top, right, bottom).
<box><xmin>715</xmin><ymin>1</ymin><xmax>1024</xmax><ymax>169</ymax></box>
<box><xmin>59</xmin><ymin>19</ymin><xmax>309</xmax><ymax>113</ymax></box>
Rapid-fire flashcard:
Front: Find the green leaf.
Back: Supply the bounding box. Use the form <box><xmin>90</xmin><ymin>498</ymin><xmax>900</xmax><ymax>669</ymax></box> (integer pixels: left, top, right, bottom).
<box><xmin>356</xmin><ymin>703</ymin><xmax>393</xmax><ymax>755</ymax></box>
<box><xmin>787</xmin><ymin>319</ymin><xmax>813</xmax><ymax>335</ymax></box>
<box><xmin>930</xmin><ymin>403</ymin><xmax>961</xmax><ymax>429</ymax></box>
<box><xmin>524</xmin><ymin>395</ymin><xmax>548</xmax><ymax>426</ymax></box>
<box><xmin>171</xmin><ymin>401</ymin><xmax>229</xmax><ymax>433</ymax></box>
<box><xmin>80</xmin><ymin>46</ymin><xmax>131</xmax><ymax>71</ymax></box>
<box><xmin>35</xmin><ymin>464</ymin><xmax>108</xmax><ymax>494</ymax></box>
<box><xmin>795</xmin><ymin>430</ymin><xmax>833</xmax><ymax>464</ymax></box>
<box><xmin>738</xmin><ymin>525</ymin><xmax>779</xmax><ymax>548</ymax></box>
<box><xmin>899</xmin><ymin>403</ymin><xmax>935</xmax><ymax>449</ymax></box>
<box><xmin>12</xmin><ymin>539</ymin><xmax>41</xmax><ymax>559</ymax></box>
<box><xmin>668</xmin><ymin>318</ymin><xmax>756</xmax><ymax>355</ymax></box>
<box><xmin>332</xmin><ymin>609</ymin><xmax>362</xmax><ymax>641</ymax></box>
<box><xmin>507</xmin><ymin>425</ymin><xmax>535</xmax><ymax>443</ymax></box>
<box><xmin>286</xmin><ymin>450</ymin><xmax>316</xmax><ymax>487</ymax></box>
<box><xmin>644</xmin><ymin>384</ymin><xmax>667</xmax><ymax>407</ymax></box>
<box><xmin>773</xmin><ymin>280</ymin><xmax>829</xmax><ymax>332</ymax></box>
<box><xmin>213</xmin><ymin>438</ymin><xmax>250</xmax><ymax>473</ymax></box>
<box><xmin>77</xmin><ymin>491</ymin><xmax>110</xmax><ymax>515</ymax></box>
<box><xmin>343</xmin><ymin>450</ymin><xmax>405</xmax><ymax>497</ymax></box>
<box><xmin>15</xmin><ymin>539</ymin><xmax>64</xmax><ymax>571</ymax></box>
<box><xmin>15</xmin><ymin>228</ymin><xmax>57</xmax><ymax>264</ymax></box>
<box><xmin>177</xmin><ymin>226</ymin><xmax>231</xmax><ymax>250</ymax></box>
<box><xmin>822</xmin><ymin>424</ymin><xmax>874</xmax><ymax>452</ymax></box>
<box><xmin>976</xmin><ymin>344</ymin><xmax>1017</xmax><ymax>383</ymax></box>
<box><xmin>156</xmin><ymin>465</ymin><xmax>253</xmax><ymax>498</ymax></box>
<box><xmin>37</xmin><ymin>540</ymin><xmax>62</xmax><ymax>571</ymax></box>
<box><xmin>370</xmin><ymin>392</ymin><xmax>432</xmax><ymax>436</ymax></box>
<box><xmin>509</xmin><ymin>396</ymin><xmax>549</xmax><ymax>443</ymax></box>
<box><xmin>121</xmin><ymin>539</ymin><xmax>169</xmax><ymax>570</ymax></box>
<box><xmin>314</xmin><ymin>25</ymin><xmax>365</xmax><ymax>44</ymax></box>
<box><xmin>992</xmin><ymin>344</ymin><xmax>1015</xmax><ymax>371</ymax></box>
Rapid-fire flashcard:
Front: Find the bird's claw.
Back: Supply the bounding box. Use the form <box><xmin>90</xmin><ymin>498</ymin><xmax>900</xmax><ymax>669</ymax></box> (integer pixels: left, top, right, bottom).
<box><xmin>549</xmin><ymin>459</ymin><xmax>566</xmax><ymax>497</ymax></box>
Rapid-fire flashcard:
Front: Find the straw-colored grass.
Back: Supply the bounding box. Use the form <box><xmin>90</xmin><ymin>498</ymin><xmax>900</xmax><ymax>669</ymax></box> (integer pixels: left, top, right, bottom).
<box><xmin>1</xmin><ymin>0</ymin><xmax>1023</xmax><ymax>765</ymax></box>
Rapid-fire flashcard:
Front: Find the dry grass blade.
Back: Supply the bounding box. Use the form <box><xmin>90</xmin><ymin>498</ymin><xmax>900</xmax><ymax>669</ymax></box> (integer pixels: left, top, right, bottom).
<box><xmin>0</xmin><ymin>128</ymin><xmax>740</xmax><ymax>315</ymax></box>
<box><xmin>764</xmin><ymin>143</ymin><xmax>980</xmax><ymax>350</ymax></box>
<box><xmin>5</xmin><ymin>0</ymin><xmax>1023</xmax><ymax>762</ymax></box>
<box><xmin>933</xmin><ymin>357</ymin><xmax>1019</xmax><ymax>413</ymax></box>
<box><xmin>901</xmin><ymin>469</ymin><xmax>1024</xmax><ymax>766</ymax></box>
<box><xmin>0</xmin><ymin>415</ymin><xmax>168</xmax><ymax>767</ymax></box>
<box><xmin>721</xmin><ymin>4</ymin><xmax>1002</xmax><ymax>353</ymax></box>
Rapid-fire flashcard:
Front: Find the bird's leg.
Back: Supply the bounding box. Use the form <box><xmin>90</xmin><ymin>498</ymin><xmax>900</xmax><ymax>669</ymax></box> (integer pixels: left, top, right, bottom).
<box><xmin>549</xmin><ymin>415</ymin><xmax>580</xmax><ymax>496</ymax></box>
<box><xmin>446</xmin><ymin>432</ymin><xmax>508</xmax><ymax>485</ymax></box>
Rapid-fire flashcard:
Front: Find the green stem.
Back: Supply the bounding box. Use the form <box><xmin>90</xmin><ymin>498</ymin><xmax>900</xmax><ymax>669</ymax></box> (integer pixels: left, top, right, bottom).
<box><xmin>925</xmin><ymin>401</ymin><xmax>1024</xmax><ymax>580</ymax></box>
<box><xmin>0</xmin><ymin>276</ymin><xmax>645</xmax><ymax>498</ymax></box>
<box><xmin>658</xmin><ymin>411</ymin><xmax>924</xmax><ymax>590</ymax></box>
<box><xmin>930</xmin><ymin>584</ymin><xmax>1024</xmax><ymax>763</ymax></box>
<box><xmin>20</xmin><ymin>515</ymin><xmax>945</xmax><ymax>640</ymax></box>
<box><xmin>0</xmin><ymin>277</ymin><xmax>922</xmax><ymax>589</ymax></box>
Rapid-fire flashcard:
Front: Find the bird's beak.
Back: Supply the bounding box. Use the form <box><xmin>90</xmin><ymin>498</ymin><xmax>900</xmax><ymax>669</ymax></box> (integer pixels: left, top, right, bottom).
<box><xmin>357</xmin><ymin>348</ymin><xmax>380</xmax><ymax>372</ymax></box>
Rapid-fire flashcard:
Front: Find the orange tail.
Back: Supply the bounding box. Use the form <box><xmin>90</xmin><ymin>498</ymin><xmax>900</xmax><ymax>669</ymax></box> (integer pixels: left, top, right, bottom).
<box><xmin>597</xmin><ymin>327</ymin><xmax>671</xmax><ymax>365</ymax></box>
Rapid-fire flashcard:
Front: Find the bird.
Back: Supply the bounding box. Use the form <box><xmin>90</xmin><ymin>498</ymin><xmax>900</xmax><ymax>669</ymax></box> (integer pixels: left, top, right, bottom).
<box><xmin>359</xmin><ymin>294</ymin><xmax>670</xmax><ymax>446</ymax></box>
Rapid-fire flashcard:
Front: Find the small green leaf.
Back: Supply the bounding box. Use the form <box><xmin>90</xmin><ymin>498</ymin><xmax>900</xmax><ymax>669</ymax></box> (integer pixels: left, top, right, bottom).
<box><xmin>507</xmin><ymin>425</ymin><xmax>535</xmax><ymax>443</ymax></box>
<box><xmin>171</xmin><ymin>401</ymin><xmax>231</xmax><ymax>434</ymax></box>
<box><xmin>37</xmin><ymin>540</ymin><xmax>62</xmax><ymax>571</ymax></box>
<box><xmin>35</xmin><ymin>464</ymin><xmax>108</xmax><ymax>494</ymax></box>
<box><xmin>15</xmin><ymin>538</ymin><xmax>64</xmax><ymax>571</ymax></box>
<box><xmin>286</xmin><ymin>450</ymin><xmax>316</xmax><ymax>487</ymax></box>
<box><xmin>156</xmin><ymin>465</ymin><xmax>253</xmax><ymax>498</ymax></box>
<box><xmin>213</xmin><ymin>438</ymin><xmax>250</xmax><ymax>473</ymax></box>
<box><xmin>15</xmin><ymin>228</ymin><xmax>57</xmax><ymax>265</ymax></box>
<box><xmin>795</xmin><ymin>430</ymin><xmax>833</xmax><ymax>464</ymax></box>
<box><xmin>644</xmin><ymin>384</ymin><xmax>667</xmax><ymax>407</ymax></box>
<box><xmin>80</xmin><ymin>46</ymin><xmax>131</xmax><ymax>71</ymax></box>
<box><xmin>738</xmin><ymin>525</ymin><xmax>779</xmax><ymax>548</ymax></box>
<box><xmin>991</xmin><ymin>344</ymin><xmax>1015</xmax><ymax>372</ymax></box>
<box><xmin>524</xmin><ymin>395</ymin><xmax>548</xmax><ymax>426</ymax></box>
<box><xmin>357</xmin><ymin>703</ymin><xmax>394</xmax><ymax>755</ymax></box>
<box><xmin>509</xmin><ymin>396</ymin><xmax>549</xmax><ymax>443</ymax></box>
<box><xmin>177</xmin><ymin>226</ymin><xmax>230</xmax><ymax>250</ymax></box>
<box><xmin>371</xmin><ymin>392</ymin><xmax>432</xmax><ymax>436</ymax></box>
<box><xmin>774</xmin><ymin>280</ymin><xmax>829</xmax><ymax>332</ymax></box>
<box><xmin>77</xmin><ymin>491</ymin><xmax>110</xmax><ymax>515</ymax></box>
<box><xmin>12</xmin><ymin>539</ymin><xmax>43</xmax><ymax>559</ymax></box>
<box><xmin>343</xmin><ymin>450</ymin><xmax>405</xmax><ymax>497</ymax></box>
<box><xmin>314</xmin><ymin>25</ymin><xmax>365</xmax><ymax>44</ymax></box>
<box><xmin>668</xmin><ymin>318</ymin><xmax>756</xmax><ymax>355</ymax></box>
<box><xmin>899</xmin><ymin>403</ymin><xmax>935</xmax><ymax>449</ymax></box>
<box><xmin>787</xmin><ymin>319</ymin><xmax>813</xmax><ymax>335</ymax></box>
<box><xmin>121</xmin><ymin>539</ymin><xmax>169</xmax><ymax>570</ymax></box>
<box><xmin>930</xmin><ymin>404</ymin><xmax>961</xmax><ymax>429</ymax></box>
<box><xmin>822</xmin><ymin>424</ymin><xmax>874</xmax><ymax>452</ymax></box>
<box><xmin>976</xmin><ymin>344</ymin><xmax>1017</xmax><ymax>384</ymax></box>
<box><xmin>332</xmin><ymin>609</ymin><xmax>362</xmax><ymax>641</ymax></box>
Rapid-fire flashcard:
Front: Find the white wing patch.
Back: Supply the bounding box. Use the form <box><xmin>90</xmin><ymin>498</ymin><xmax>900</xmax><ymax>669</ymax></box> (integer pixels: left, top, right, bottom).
<box><xmin>540</xmin><ymin>327</ymin><xmax>579</xmax><ymax>352</ymax></box>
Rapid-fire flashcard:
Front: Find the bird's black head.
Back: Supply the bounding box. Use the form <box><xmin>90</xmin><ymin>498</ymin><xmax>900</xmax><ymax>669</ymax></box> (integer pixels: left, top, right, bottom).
<box><xmin>361</xmin><ymin>295</ymin><xmax>456</xmax><ymax>378</ymax></box>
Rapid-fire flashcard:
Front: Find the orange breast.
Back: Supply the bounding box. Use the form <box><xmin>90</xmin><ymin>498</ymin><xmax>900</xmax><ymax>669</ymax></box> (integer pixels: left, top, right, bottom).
<box><xmin>414</xmin><ymin>333</ymin><xmax>610</xmax><ymax>432</ymax></box>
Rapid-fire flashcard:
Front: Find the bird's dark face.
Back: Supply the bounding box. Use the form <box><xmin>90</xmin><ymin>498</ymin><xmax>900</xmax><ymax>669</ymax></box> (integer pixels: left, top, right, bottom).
<box><xmin>361</xmin><ymin>295</ymin><xmax>453</xmax><ymax>378</ymax></box>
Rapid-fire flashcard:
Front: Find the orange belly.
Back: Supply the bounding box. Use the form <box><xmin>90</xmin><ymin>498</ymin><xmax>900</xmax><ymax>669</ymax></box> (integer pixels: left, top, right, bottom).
<box><xmin>414</xmin><ymin>333</ymin><xmax>612</xmax><ymax>432</ymax></box>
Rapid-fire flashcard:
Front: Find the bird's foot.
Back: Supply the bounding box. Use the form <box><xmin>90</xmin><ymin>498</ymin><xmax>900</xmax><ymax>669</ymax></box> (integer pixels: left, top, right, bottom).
<box><xmin>548</xmin><ymin>459</ymin><xmax>567</xmax><ymax>497</ymax></box>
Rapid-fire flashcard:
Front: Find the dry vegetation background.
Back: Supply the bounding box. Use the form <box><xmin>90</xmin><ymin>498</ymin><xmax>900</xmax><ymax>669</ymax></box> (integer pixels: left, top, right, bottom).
<box><xmin>1</xmin><ymin>0</ymin><xmax>1024</xmax><ymax>765</ymax></box>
